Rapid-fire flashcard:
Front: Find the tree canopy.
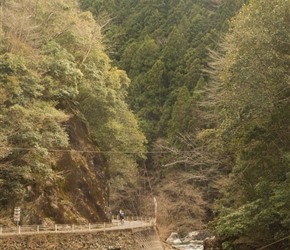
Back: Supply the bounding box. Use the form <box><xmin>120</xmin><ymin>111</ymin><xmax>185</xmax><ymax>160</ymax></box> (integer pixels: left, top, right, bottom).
<box><xmin>0</xmin><ymin>0</ymin><xmax>146</xmax><ymax>218</ymax></box>
<box><xmin>4</xmin><ymin>0</ymin><xmax>290</xmax><ymax>247</ymax></box>
<box><xmin>207</xmin><ymin>0</ymin><xmax>290</xmax><ymax>248</ymax></box>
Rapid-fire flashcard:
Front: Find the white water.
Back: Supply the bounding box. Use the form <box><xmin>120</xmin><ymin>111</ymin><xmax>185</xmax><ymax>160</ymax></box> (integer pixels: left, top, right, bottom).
<box><xmin>173</xmin><ymin>243</ymin><xmax>203</xmax><ymax>250</ymax></box>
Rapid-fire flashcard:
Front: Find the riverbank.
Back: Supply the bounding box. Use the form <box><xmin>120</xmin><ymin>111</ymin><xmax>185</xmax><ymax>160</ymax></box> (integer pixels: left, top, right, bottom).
<box><xmin>165</xmin><ymin>230</ymin><xmax>215</xmax><ymax>250</ymax></box>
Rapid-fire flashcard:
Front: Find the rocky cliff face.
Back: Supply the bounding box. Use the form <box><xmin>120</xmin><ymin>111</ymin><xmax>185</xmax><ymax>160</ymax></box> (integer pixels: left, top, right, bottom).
<box><xmin>19</xmin><ymin>114</ymin><xmax>110</xmax><ymax>225</ymax></box>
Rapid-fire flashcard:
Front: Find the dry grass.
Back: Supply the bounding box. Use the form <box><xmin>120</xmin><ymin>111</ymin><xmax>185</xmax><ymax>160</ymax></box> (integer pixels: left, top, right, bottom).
<box><xmin>151</xmin><ymin>171</ymin><xmax>211</xmax><ymax>240</ymax></box>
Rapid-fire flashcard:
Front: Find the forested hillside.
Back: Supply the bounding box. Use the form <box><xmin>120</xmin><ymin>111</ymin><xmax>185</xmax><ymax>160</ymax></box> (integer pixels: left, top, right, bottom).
<box><xmin>2</xmin><ymin>0</ymin><xmax>290</xmax><ymax>249</ymax></box>
<box><xmin>0</xmin><ymin>0</ymin><xmax>146</xmax><ymax>225</ymax></box>
<box><xmin>81</xmin><ymin>0</ymin><xmax>290</xmax><ymax>249</ymax></box>
<box><xmin>208</xmin><ymin>1</ymin><xmax>290</xmax><ymax>249</ymax></box>
<box><xmin>80</xmin><ymin>0</ymin><xmax>247</xmax><ymax>240</ymax></box>
<box><xmin>81</xmin><ymin>0</ymin><xmax>246</xmax><ymax>144</ymax></box>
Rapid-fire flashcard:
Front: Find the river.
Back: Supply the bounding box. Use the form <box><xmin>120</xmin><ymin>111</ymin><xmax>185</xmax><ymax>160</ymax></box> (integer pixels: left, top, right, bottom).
<box><xmin>173</xmin><ymin>243</ymin><xmax>204</xmax><ymax>250</ymax></box>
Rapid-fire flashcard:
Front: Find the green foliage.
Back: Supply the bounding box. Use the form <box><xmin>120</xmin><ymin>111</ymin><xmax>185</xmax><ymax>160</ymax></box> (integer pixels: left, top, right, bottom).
<box><xmin>168</xmin><ymin>86</ymin><xmax>193</xmax><ymax>143</ymax></box>
<box><xmin>40</xmin><ymin>41</ymin><xmax>82</xmax><ymax>98</ymax></box>
<box><xmin>0</xmin><ymin>165</ymin><xmax>30</xmax><ymax>206</ymax></box>
<box><xmin>85</xmin><ymin>0</ymin><xmax>247</xmax><ymax>147</ymax></box>
<box><xmin>161</xmin><ymin>25</ymin><xmax>188</xmax><ymax>73</ymax></box>
<box><xmin>79</xmin><ymin>0</ymin><xmax>116</xmax><ymax>16</ymax></box>
<box><xmin>129</xmin><ymin>36</ymin><xmax>159</xmax><ymax>76</ymax></box>
<box><xmin>0</xmin><ymin>0</ymin><xmax>146</xmax><ymax>216</ymax></box>
<box><xmin>130</xmin><ymin>59</ymin><xmax>168</xmax><ymax>142</ymax></box>
<box><xmin>77</xmin><ymin>58</ymin><xmax>147</xmax><ymax>204</ymax></box>
<box><xmin>0</xmin><ymin>53</ymin><xmax>70</xmax><ymax>208</ymax></box>
<box><xmin>79</xmin><ymin>0</ymin><xmax>249</xmax><ymax>228</ymax></box>
<box><xmin>208</xmin><ymin>0</ymin><xmax>290</xmax><ymax>247</ymax></box>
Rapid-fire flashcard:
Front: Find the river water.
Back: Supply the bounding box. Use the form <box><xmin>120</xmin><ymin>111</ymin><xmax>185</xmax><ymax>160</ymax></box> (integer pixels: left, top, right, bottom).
<box><xmin>173</xmin><ymin>243</ymin><xmax>204</xmax><ymax>250</ymax></box>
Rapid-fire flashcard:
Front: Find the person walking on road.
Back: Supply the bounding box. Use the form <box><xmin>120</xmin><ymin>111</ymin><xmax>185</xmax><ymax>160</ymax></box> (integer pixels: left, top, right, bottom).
<box><xmin>119</xmin><ymin>210</ymin><xmax>124</xmax><ymax>224</ymax></box>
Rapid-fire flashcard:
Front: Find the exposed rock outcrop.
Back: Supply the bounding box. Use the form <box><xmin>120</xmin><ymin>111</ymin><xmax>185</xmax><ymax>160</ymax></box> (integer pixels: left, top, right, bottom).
<box><xmin>20</xmin><ymin>114</ymin><xmax>110</xmax><ymax>225</ymax></box>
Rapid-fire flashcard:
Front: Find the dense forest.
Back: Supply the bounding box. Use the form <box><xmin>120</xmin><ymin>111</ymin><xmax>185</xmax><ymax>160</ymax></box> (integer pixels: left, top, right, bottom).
<box><xmin>1</xmin><ymin>0</ymin><xmax>290</xmax><ymax>249</ymax></box>
<box><xmin>0</xmin><ymin>0</ymin><xmax>146</xmax><ymax>224</ymax></box>
<box><xmin>79</xmin><ymin>0</ymin><xmax>246</xmax><ymax>241</ymax></box>
<box><xmin>80</xmin><ymin>0</ymin><xmax>290</xmax><ymax>249</ymax></box>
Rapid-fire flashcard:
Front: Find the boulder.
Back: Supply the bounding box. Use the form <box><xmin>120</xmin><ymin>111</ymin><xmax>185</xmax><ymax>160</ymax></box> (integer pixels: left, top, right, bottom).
<box><xmin>183</xmin><ymin>231</ymin><xmax>212</xmax><ymax>243</ymax></box>
<box><xmin>166</xmin><ymin>232</ymin><xmax>179</xmax><ymax>243</ymax></box>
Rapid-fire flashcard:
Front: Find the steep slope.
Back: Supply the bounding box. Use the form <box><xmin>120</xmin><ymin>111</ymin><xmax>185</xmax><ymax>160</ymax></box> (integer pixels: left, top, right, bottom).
<box><xmin>0</xmin><ymin>0</ymin><xmax>146</xmax><ymax>226</ymax></box>
<box><xmin>21</xmin><ymin>114</ymin><xmax>110</xmax><ymax>225</ymax></box>
<box><xmin>79</xmin><ymin>0</ymin><xmax>248</xmax><ymax>238</ymax></box>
